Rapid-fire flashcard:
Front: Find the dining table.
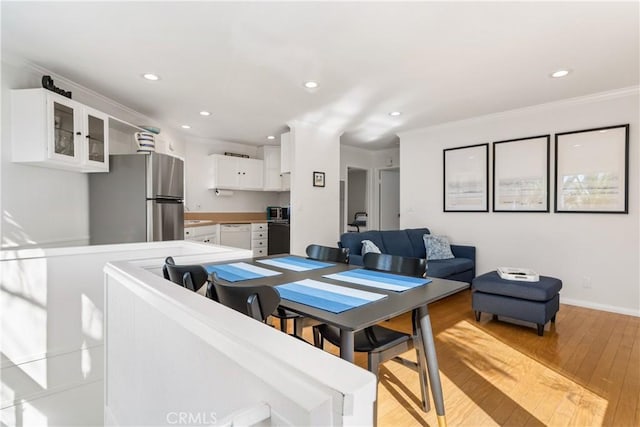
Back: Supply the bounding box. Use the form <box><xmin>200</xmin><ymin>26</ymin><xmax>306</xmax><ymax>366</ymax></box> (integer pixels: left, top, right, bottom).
<box><xmin>203</xmin><ymin>254</ymin><xmax>469</xmax><ymax>427</ymax></box>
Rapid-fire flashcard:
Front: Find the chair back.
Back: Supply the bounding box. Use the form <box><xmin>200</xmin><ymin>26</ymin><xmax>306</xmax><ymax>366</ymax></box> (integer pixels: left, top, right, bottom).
<box><xmin>363</xmin><ymin>252</ymin><xmax>427</xmax><ymax>278</ymax></box>
<box><xmin>163</xmin><ymin>256</ymin><xmax>216</xmax><ymax>300</ymax></box>
<box><xmin>213</xmin><ymin>281</ymin><xmax>281</xmax><ymax>322</ymax></box>
<box><xmin>305</xmin><ymin>244</ymin><xmax>349</xmax><ymax>263</ymax></box>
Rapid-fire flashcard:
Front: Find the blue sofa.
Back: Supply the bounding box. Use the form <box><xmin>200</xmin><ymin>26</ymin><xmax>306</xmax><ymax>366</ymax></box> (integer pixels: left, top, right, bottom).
<box><xmin>339</xmin><ymin>228</ymin><xmax>476</xmax><ymax>283</ymax></box>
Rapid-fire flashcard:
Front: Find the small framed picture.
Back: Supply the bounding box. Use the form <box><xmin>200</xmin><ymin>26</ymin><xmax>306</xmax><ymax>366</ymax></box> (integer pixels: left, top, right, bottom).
<box><xmin>313</xmin><ymin>171</ymin><xmax>325</xmax><ymax>187</ymax></box>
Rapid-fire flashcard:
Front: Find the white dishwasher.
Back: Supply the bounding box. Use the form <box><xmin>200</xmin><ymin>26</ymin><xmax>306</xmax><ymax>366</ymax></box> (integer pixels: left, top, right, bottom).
<box><xmin>219</xmin><ymin>223</ymin><xmax>252</xmax><ymax>249</ymax></box>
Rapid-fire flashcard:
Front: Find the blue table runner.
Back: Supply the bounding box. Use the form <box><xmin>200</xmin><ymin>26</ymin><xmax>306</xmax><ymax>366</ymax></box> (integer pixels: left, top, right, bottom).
<box><xmin>205</xmin><ymin>262</ymin><xmax>281</xmax><ymax>282</ymax></box>
<box><xmin>324</xmin><ymin>269</ymin><xmax>431</xmax><ymax>292</ymax></box>
<box><xmin>276</xmin><ymin>279</ymin><xmax>387</xmax><ymax>313</ymax></box>
<box><xmin>257</xmin><ymin>256</ymin><xmax>335</xmax><ymax>271</ymax></box>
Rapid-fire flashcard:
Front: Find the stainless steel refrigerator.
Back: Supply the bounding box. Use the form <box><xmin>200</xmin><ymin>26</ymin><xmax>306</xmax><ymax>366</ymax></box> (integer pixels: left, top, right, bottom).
<box><xmin>89</xmin><ymin>153</ymin><xmax>184</xmax><ymax>245</ymax></box>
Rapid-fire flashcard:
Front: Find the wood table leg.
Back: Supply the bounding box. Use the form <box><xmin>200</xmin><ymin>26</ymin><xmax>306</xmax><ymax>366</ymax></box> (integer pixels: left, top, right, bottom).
<box><xmin>418</xmin><ymin>305</ymin><xmax>447</xmax><ymax>427</ymax></box>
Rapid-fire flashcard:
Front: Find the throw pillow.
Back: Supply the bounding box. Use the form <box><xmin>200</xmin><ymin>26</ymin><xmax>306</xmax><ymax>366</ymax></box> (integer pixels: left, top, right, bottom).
<box><xmin>423</xmin><ymin>234</ymin><xmax>455</xmax><ymax>260</ymax></box>
<box><xmin>361</xmin><ymin>240</ymin><xmax>382</xmax><ymax>255</ymax></box>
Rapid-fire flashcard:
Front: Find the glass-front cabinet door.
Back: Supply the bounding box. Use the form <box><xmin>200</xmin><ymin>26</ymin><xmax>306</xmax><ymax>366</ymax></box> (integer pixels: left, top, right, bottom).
<box><xmin>50</xmin><ymin>96</ymin><xmax>81</xmax><ymax>164</ymax></box>
<box><xmin>84</xmin><ymin>107</ymin><xmax>109</xmax><ymax>171</ymax></box>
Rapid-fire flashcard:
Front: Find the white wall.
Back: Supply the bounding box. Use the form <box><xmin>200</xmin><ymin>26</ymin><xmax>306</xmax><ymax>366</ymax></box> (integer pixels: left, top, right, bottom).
<box><xmin>183</xmin><ymin>138</ymin><xmax>282</xmax><ymax>212</ymax></box>
<box><xmin>289</xmin><ymin>122</ymin><xmax>340</xmax><ymax>255</ymax></box>
<box><xmin>400</xmin><ymin>88</ymin><xmax>639</xmax><ymax>316</ymax></box>
<box><xmin>1</xmin><ymin>60</ymin><xmax>90</xmax><ymax>248</ymax></box>
<box><xmin>0</xmin><ymin>57</ymin><xmax>183</xmax><ymax>249</ymax></box>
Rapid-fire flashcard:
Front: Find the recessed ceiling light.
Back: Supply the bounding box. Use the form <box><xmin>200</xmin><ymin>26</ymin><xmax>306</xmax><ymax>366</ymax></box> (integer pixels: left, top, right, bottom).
<box><xmin>389</xmin><ymin>111</ymin><xmax>402</xmax><ymax>117</ymax></box>
<box><xmin>143</xmin><ymin>73</ymin><xmax>160</xmax><ymax>81</ymax></box>
<box><xmin>266</xmin><ymin>135</ymin><xmax>276</xmax><ymax>140</ymax></box>
<box><xmin>199</xmin><ymin>111</ymin><xmax>211</xmax><ymax>116</ymax></box>
<box><xmin>181</xmin><ymin>124</ymin><xmax>191</xmax><ymax>129</ymax></box>
<box><xmin>303</xmin><ymin>81</ymin><xmax>319</xmax><ymax>89</ymax></box>
<box><xmin>551</xmin><ymin>69</ymin><xmax>570</xmax><ymax>78</ymax></box>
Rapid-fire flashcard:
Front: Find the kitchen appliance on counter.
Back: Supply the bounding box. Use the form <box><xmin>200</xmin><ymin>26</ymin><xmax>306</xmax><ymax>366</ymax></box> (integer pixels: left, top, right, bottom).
<box><xmin>89</xmin><ymin>152</ymin><xmax>184</xmax><ymax>245</ymax></box>
<box><xmin>266</xmin><ymin>206</ymin><xmax>289</xmax><ymax>222</ymax></box>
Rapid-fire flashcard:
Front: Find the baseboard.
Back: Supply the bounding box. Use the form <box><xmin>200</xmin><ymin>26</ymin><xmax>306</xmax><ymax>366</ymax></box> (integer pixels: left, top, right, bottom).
<box><xmin>561</xmin><ymin>298</ymin><xmax>640</xmax><ymax>317</ymax></box>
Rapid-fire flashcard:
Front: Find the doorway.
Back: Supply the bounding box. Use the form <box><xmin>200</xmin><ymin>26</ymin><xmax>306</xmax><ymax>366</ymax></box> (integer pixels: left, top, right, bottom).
<box><xmin>379</xmin><ymin>168</ymin><xmax>400</xmax><ymax>230</ymax></box>
<box><xmin>346</xmin><ymin>167</ymin><xmax>368</xmax><ymax>232</ymax></box>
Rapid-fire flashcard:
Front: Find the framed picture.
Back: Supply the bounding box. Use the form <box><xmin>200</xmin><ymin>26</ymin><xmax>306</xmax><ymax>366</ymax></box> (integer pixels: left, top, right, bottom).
<box><xmin>443</xmin><ymin>143</ymin><xmax>489</xmax><ymax>212</ymax></box>
<box><xmin>493</xmin><ymin>135</ymin><xmax>550</xmax><ymax>212</ymax></box>
<box><xmin>313</xmin><ymin>171</ymin><xmax>325</xmax><ymax>187</ymax></box>
<box><xmin>555</xmin><ymin>124</ymin><xmax>629</xmax><ymax>213</ymax></box>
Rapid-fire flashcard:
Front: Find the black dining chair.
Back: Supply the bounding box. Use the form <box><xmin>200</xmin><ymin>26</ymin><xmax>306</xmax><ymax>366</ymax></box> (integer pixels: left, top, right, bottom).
<box><xmin>213</xmin><ymin>280</ymin><xmax>281</xmax><ymax>322</ymax></box>
<box><xmin>274</xmin><ymin>245</ymin><xmax>350</xmax><ymax>342</ymax></box>
<box><xmin>306</xmin><ymin>244</ymin><xmax>350</xmax><ymax>264</ymax></box>
<box><xmin>163</xmin><ymin>256</ymin><xmax>216</xmax><ymax>300</ymax></box>
<box><xmin>313</xmin><ymin>252</ymin><xmax>431</xmax><ymax>411</ymax></box>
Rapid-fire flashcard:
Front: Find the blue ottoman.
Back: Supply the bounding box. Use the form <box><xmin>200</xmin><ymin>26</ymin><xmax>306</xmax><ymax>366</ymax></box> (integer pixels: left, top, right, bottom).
<box><xmin>472</xmin><ymin>271</ymin><xmax>562</xmax><ymax>336</ymax></box>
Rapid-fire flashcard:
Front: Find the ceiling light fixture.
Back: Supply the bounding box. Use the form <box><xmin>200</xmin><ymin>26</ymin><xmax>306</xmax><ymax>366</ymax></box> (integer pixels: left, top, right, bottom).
<box><xmin>199</xmin><ymin>111</ymin><xmax>211</xmax><ymax>116</ymax></box>
<box><xmin>266</xmin><ymin>135</ymin><xmax>276</xmax><ymax>140</ymax></box>
<box><xmin>389</xmin><ymin>111</ymin><xmax>402</xmax><ymax>117</ymax></box>
<box><xmin>551</xmin><ymin>69</ymin><xmax>570</xmax><ymax>78</ymax></box>
<box><xmin>142</xmin><ymin>73</ymin><xmax>160</xmax><ymax>81</ymax></box>
<box><xmin>303</xmin><ymin>81</ymin><xmax>319</xmax><ymax>89</ymax></box>
<box><xmin>181</xmin><ymin>125</ymin><xmax>191</xmax><ymax>129</ymax></box>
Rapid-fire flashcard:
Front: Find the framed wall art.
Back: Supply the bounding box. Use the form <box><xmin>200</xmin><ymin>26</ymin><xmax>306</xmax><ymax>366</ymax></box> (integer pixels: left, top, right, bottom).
<box><xmin>555</xmin><ymin>124</ymin><xmax>629</xmax><ymax>213</ymax></box>
<box><xmin>493</xmin><ymin>135</ymin><xmax>550</xmax><ymax>212</ymax></box>
<box><xmin>313</xmin><ymin>171</ymin><xmax>325</xmax><ymax>187</ymax></box>
<box><xmin>443</xmin><ymin>143</ymin><xmax>489</xmax><ymax>212</ymax></box>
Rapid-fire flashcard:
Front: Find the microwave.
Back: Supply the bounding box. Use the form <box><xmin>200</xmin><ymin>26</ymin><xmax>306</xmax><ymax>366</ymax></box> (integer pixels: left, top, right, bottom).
<box><xmin>267</xmin><ymin>206</ymin><xmax>289</xmax><ymax>221</ymax></box>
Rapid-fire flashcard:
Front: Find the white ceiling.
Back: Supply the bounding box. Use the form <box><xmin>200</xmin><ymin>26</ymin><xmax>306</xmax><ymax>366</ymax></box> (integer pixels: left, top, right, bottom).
<box><xmin>2</xmin><ymin>2</ymin><xmax>638</xmax><ymax>149</ymax></box>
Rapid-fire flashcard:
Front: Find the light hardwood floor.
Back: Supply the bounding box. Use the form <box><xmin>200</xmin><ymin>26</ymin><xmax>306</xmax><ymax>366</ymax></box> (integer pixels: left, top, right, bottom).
<box><xmin>297</xmin><ymin>290</ymin><xmax>640</xmax><ymax>426</ymax></box>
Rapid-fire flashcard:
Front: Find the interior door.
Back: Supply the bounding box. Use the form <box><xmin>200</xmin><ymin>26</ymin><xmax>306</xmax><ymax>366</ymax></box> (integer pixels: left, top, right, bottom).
<box><xmin>379</xmin><ymin>168</ymin><xmax>400</xmax><ymax>230</ymax></box>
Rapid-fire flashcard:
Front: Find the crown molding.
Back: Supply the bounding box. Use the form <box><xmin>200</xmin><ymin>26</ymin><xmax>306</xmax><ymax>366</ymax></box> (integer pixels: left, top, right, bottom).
<box><xmin>399</xmin><ymin>86</ymin><xmax>640</xmax><ymax>137</ymax></box>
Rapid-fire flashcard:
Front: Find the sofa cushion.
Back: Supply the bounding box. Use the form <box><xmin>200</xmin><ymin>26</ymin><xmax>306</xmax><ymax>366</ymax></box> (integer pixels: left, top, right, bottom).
<box><xmin>361</xmin><ymin>239</ymin><xmax>381</xmax><ymax>255</ymax></box>
<box><xmin>427</xmin><ymin>258</ymin><xmax>474</xmax><ymax>278</ymax></box>
<box><xmin>424</xmin><ymin>234</ymin><xmax>455</xmax><ymax>260</ymax></box>
<box><xmin>379</xmin><ymin>230</ymin><xmax>414</xmax><ymax>257</ymax></box>
<box><xmin>406</xmin><ymin>228</ymin><xmax>430</xmax><ymax>258</ymax></box>
<box><xmin>340</xmin><ymin>231</ymin><xmax>385</xmax><ymax>257</ymax></box>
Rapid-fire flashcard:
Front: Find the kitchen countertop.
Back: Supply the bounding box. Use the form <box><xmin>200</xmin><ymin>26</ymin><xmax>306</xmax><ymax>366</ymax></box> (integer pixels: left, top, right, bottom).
<box><xmin>184</xmin><ymin>212</ymin><xmax>269</xmax><ymax>228</ymax></box>
<box><xmin>185</xmin><ymin>220</ymin><xmax>269</xmax><ymax>227</ymax></box>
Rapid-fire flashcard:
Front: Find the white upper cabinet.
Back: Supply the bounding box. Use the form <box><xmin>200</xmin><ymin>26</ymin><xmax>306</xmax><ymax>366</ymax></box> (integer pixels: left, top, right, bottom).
<box><xmin>261</xmin><ymin>145</ymin><xmax>290</xmax><ymax>191</ymax></box>
<box><xmin>280</xmin><ymin>131</ymin><xmax>292</xmax><ymax>174</ymax></box>
<box><xmin>11</xmin><ymin>88</ymin><xmax>109</xmax><ymax>172</ymax></box>
<box><xmin>208</xmin><ymin>154</ymin><xmax>264</xmax><ymax>190</ymax></box>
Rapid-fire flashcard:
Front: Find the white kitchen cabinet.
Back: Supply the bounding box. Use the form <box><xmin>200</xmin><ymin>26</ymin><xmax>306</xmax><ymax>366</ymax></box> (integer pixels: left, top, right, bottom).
<box><xmin>11</xmin><ymin>88</ymin><xmax>109</xmax><ymax>172</ymax></box>
<box><xmin>261</xmin><ymin>145</ymin><xmax>290</xmax><ymax>191</ymax></box>
<box><xmin>251</xmin><ymin>222</ymin><xmax>268</xmax><ymax>257</ymax></box>
<box><xmin>209</xmin><ymin>154</ymin><xmax>264</xmax><ymax>190</ymax></box>
<box><xmin>184</xmin><ymin>224</ymin><xmax>219</xmax><ymax>245</ymax></box>
<box><xmin>280</xmin><ymin>131</ymin><xmax>292</xmax><ymax>174</ymax></box>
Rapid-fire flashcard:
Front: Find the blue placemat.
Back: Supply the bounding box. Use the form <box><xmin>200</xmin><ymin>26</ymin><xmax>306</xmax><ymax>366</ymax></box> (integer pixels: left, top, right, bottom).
<box><xmin>205</xmin><ymin>262</ymin><xmax>281</xmax><ymax>282</ymax></box>
<box><xmin>324</xmin><ymin>269</ymin><xmax>431</xmax><ymax>292</ymax></box>
<box><xmin>257</xmin><ymin>256</ymin><xmax>335</xmax><ymax>271</ymax></box>
<box><xmin>276</xmin><ymin>279</ymin><xmax>387</xmax><ymax>313</ymax></box>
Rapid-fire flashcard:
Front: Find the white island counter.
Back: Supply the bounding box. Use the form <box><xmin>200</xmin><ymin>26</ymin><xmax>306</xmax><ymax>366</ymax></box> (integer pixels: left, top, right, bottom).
<box><xmin>1</xmin><ymin>241</ymin><xmax>375</xmax><ymax>426</ymax></box>
<box><xmin>1</xmin><ymin>241</ymin><xmax>252</xmax><ymax>426</ymax></box>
